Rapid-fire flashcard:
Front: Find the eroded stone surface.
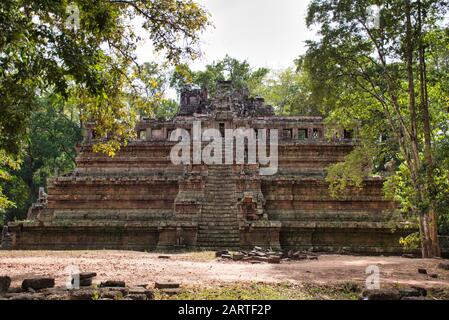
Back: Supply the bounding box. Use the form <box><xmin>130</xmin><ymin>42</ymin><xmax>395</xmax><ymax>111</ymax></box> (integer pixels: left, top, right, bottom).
<box><xmin>0</xmin><ymin>276</ymin><xmax>11</xmax><ymax>293</ymax></box>
<box><xmin>155</xmin><ymin>281</ymin><xmax>180</xmax><ymax>289</ymax></box>
<box><xmin>22</xmin><ymin>278</ymin><xmax>55</xmax><ymax>291</ymax></box>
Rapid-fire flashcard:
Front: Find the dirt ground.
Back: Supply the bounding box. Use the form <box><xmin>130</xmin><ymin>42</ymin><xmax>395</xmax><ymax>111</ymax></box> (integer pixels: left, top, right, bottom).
<box><xmin>1</xmin><ymin>250</ymin><xmax>448</xmax><ymax>290</ymax></box>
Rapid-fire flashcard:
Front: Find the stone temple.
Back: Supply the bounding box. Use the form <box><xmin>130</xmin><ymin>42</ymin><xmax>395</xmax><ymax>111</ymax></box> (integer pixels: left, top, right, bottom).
<box><xmin>6</xmin><ymin>81</ymin><xmax>412</xmax><ymax>253</ymax></box>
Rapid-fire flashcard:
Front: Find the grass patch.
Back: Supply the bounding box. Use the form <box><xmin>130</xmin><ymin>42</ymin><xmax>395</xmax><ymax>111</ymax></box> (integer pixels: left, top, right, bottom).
<box><xmin>155</xmin><ymin>281</ymin><xmax>362</xmax><ymax>300</ymax></box>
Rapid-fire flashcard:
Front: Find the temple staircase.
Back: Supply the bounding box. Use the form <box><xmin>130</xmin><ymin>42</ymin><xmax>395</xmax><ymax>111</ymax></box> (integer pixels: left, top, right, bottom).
<box><xmin>197</xmin><ymin>165</ymin><xmax>241</xmax><ymax>250</ymax></box>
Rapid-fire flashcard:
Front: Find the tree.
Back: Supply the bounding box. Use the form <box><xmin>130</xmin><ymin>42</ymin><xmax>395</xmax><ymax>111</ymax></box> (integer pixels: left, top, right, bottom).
<box><xmin>0</xmin><ymin>0</ymin><xmax>209</xmax><ymax>211</ymax></box>
<box><xmin>254</xmin><ymin>67</ymin><xmax>320</xmax><ymax>116</ymax></box>
<box><xmin>170</xmin><ymin>55</ymin><xmax>269</xmax><ymax>95</ymax></box>
<box><xmin>0</xmin><ymin>0</ymin><xmax>209</xmax><ymax>158</ymax></box>
<box><xmin>2</xmin><ymin>96</ymin><xmax>82</xmax><ymax>223</ymax></box>
<box><xmin>303</xmin><ymin>0</ymin><xmax>449</xmax><ymax>257</ymax></box>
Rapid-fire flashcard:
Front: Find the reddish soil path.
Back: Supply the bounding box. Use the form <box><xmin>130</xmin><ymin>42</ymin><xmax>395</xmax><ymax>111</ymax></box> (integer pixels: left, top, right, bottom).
<box><xmin>1</xmin><ymin>251</ymin><xmax>448</xmax><ymax>289</ymax></box>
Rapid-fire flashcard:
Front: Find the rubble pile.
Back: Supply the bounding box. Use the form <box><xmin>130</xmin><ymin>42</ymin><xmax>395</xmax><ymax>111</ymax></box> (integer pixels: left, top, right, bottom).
<box><xmin>216</xmin><ymin>247</ymin><xmax>320</xmax><ymax>264</ymax></box>
<box><xmin>0</xmin><ymin>274</ymin><xmax>157</xmax><ymax>300</ymax></box>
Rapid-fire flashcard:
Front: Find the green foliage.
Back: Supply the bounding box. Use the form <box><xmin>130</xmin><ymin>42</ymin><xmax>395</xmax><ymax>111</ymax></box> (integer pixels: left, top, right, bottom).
<box><xmin>153</xmin><ymin>99</ymin><xmax>179</xmax><ymax>120</ymax></box>
<box><xmin>303</xmin><ymin>0</ymin><xmax>449</xmax><ymax>236</ymax></box>
<box><xmin>384</xmin><ymin>163</ymin><xmax>415</xmax><ymax>215</ymax></box>
<box><xmin>0</xmin><ymin>151</ymin><xmax>19</xmax><ymax>219</ymax></box>
<box><xmin>253</xmin><ymin>67</ymin><xmax>320</xmax><ymax>116</ymax></box>
<box><xmin>156</xmin><ymin>282</ymin><xmax>360</xmax><ymax>300</ymax></box>
<box><xmin>3</xmin><ymin>97</ymin><xmax>82</xmax><ymax>222</ymax></box>
<box><xmin>128</xmin><ymin>62</ymin><xmax>179</xmax><ymax>120</ymax></box>
<box><xmin>399</xmin><ymin>232</ymin><xmax>421</xmax><ymax>250</ymax></box>
<box><xmin>326</xmin><ymin>145</ymin><xmax>375</xmax><ymax>199</ymax></box>
<box><xmin>0</xmin><ymin>0</ymin><xmax>209</xmax><ymax>209</ymax></box>
<box><xmin>0</xmin><ymin>0</ymin><xmax>209</xmax><ymax>159</ymax></box>
<box><xmin>170</xmin><ymin>55</ymin><xmax>269</xmax><ymax>96</ymax></box>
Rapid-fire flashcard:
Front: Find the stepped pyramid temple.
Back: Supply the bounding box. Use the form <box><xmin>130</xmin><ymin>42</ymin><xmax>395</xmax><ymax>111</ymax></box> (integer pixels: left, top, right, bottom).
<box><xmin>6</xmin><ymin>81</ymin><xmax>412</xmax><ymax>253</ymax></box>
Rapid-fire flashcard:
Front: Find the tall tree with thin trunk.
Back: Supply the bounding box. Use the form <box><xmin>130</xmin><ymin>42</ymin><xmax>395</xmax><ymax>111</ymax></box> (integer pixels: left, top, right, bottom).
<box><xmin>303</xmin><ymin>0</ymin><xmax>448</xmax><ymax>257</ymax></box>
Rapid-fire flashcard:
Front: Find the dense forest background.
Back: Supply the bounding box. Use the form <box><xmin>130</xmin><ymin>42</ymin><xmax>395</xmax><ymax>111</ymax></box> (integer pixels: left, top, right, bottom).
<box><xmin>0</xmin><ymin>0</ymin><xmax>448</xmax><ymax>257</ymax></box>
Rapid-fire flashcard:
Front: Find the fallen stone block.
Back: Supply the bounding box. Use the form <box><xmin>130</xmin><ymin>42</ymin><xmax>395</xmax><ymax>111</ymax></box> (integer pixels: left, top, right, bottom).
<box><xmin>0</xmin><ymin>276</ymin><xmax>11</xmax><ymax>293</ymax></box>
<box><xmin>221</xmin><ymin>254</ymin><xmax>232</xmax><ymax>260</ymax></box>
<box><xmin>155</xmin><ymin>281</ymin><xmax>180</xmax><ymax>289</ymax></box>
<box><xmin>71</xmin><ymin>274</ymin><xmax>94</xmax><ymax>287</ymax></box>
<box><xmin>6</xmin><ymin>287</ymin><xmax>23</xmax><ymax>294</ymax></box>
<box><xmin>22</xmin><ymin>278</ymin><xmax>55</xmax><ymax>291</ymax></box>
<box><xmin>100</xmin><ymin>280</ymin><xmax>125</xmax><ymax>288</ymax></box>
<box><xmin>40</xmin><ymin>286</ymin><xmax>68</xmax><ymax>295</ymax></box>
<box><xmin>101</xmin><ymin>289</ymin><xmax>125</xmax><ymax>300</ymax></box>
<box><xmin>8</xmin><ymin>293</ymin><xmax>46</xmax><ymax>300</ymax></box>
<box><xmin>79</xmin><ymin>272</ymin><xmax>97</xmax><ymax>280</ymax></box>
<box><xmin>252</xmin><ymin>256</ymin><xmax>269</xmax><ymax>262</ymax></box>
<box><xmin>128</xmin><ymin>287</ymin><xmax>146</xmax><ymax>294</ymax></box>
<box><xmin>126</xmin><ymin>294</ymin><xmax>148</xmax><ymax>300</ymax></box>
<box><xmin>128</xmin><ymin>287</ymin><xmax>154</xmax><ymax>300</ymax></box>
<box><xmin>159</xmin><ymin>288</ymin><xmax>182</xmax><ymax>296</ymax></box>
<box><xmin>79</xmin><ymin>278</ymin><xmax>92</xmax><ymax>287</ymax></box>
<box><xmin>399</xmin><ymin>287</ymin><xmax>423</xmax><ymax>298</ymax></box>
<box><xmin>362</xmin><ymin>289</ymin><xmax>401</xmax><ymax>300</ymax></box>
<box><xmin>418</xmin><ymin>268</ymin><xmax>427</xmax><ymax>274</ymax></box>
<box><xmin>100</xmin><ymin>287</ymin><xmax>128</xmax><ymax>296</ymax></box>
<box><xmin>47</xmin><ymin>294</ymin><xmax>69</xmax><ymax>300</ymax></box>
<box><xmin>70</xmin><ymin>289</ymin><xmax>96</xmax><ymax>300</ymax></box>
<box><xmin>215</xmin><ymin>250</ymin><xmax>229</xmax><ymax>258</ymax></box>
<box><xmin>232</xmin><ymin>253</ymin><xmax>245</xmax><ymax>261</ymax></box>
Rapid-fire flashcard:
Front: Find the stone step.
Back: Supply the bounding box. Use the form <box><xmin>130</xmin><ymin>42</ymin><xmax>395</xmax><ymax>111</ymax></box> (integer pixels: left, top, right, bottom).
<box><xmin>199</xmin><ymin>223</ymin><xmax>239</xmax><ymax>226</ymax></box>
<box><xmin>202</xmin><ymin>207</ymin><xmax>237</xmax><ymax>210</ymax></box>
<box><xmin>197</xmin><ymin>228</ymin><xmax>239</xmax><ymax>232</ymax></box>
<box><xmin>196</xmin><ymin>244</ymin><xmax>241</xmax><ymax>249</ymax></box>
<box><xmin>199</xmin><ymin>216</ymin><xmax>238</xmax><ymax>219</ymax></box>
<box><xmin>198</xmin><ymin>164</ymin><xmax>239</xmax><ymax>248</ymax></box>
<box><xmin>198</xmin><ymin>228</ymin><xmax>240</xmax><ymax>233</ymax></box>
<box><xmin>199</xmin><ymin>219</ymin><xmax>239</xmax><ymax>223</ymax></box>
<box><xmin>201</xmin><ymin>209</ymin><xmax>236</xmax><ymax>212</ymax></box>
<box><xmin>201</xmin><ymin>212</ymin><xmax>236</xmax><ymax>215</ymax></box>
<box><xmin>197</xmin><ymin>235</ymin><xmax>240</xmax><ymax>239</ymax></box>
<box><xmin>197</xmin><ymin>227</ymin><xmax>239</xmax><ymax>231</ymax></box>
<box><xmin>197</xmin><ymin>240</ymin><xmax>240</xmax><ymax>244</ymax></box>
<box><xmin>199</xmin><ymin>218</ymin><xmax>238</xmax><ymax>222</ymax></box>
<box><xmin>200</xmin><ymin>222</ymin><xmax>238</xmax><ymax>224</ymax></box>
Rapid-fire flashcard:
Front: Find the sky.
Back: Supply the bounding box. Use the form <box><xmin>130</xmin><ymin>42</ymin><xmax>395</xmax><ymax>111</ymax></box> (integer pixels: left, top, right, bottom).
<box><xmin>136</xmin><ymin>0</ymin><xmax>313</xmax><ymax>71</ymax></box>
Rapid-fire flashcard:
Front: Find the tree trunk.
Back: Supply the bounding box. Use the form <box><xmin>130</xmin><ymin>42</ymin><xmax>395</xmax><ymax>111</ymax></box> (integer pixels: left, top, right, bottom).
<box><xmin>405</xmin><ymin>0</ymin><xmax>434</xmax><ymax>258</ymax></box>
<box><xmin>417</xmin><ymin>0</ymin><xmax>440</xmax><ymax>257</ymax></box>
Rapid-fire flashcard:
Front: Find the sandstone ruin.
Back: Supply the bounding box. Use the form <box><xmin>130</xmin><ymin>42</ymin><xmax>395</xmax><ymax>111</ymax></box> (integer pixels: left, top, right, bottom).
<box><xmin>5</xmin><ymin>81</ymin><xmax>413</xmax><ymax>253</ymax></box>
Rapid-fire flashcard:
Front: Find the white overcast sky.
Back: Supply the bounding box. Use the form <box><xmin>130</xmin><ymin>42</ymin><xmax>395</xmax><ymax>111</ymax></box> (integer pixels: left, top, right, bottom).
<box><xmin>136</xmin><ymin>0</ymin><xmax>313</xmax><ymax>71</ymax></box>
